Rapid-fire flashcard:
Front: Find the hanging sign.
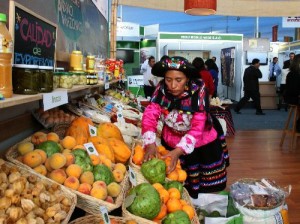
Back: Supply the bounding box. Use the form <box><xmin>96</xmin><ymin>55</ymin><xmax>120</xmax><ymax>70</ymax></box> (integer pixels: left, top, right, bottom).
<box><xmin>43</xmin><ymin>90</ymin><xmax>68</xmax><ymax>111</ymax></box>
<box><xmin>10</xmin><ymin>2</ymin><xmax>57</xmax><ymax>66</ymax></box>
<box><xmin>128</xmin><ymin>75</ymin><xmax>144</xmax><ymax>87</ymax></box>
<box><xmin>117</xmin><ymin>22</ymin><xmax>140</xmax><ymax>37</ymax></box>
<box><xmin>282</xmin><ymin>17</ymin><xmax>300</xmax><ymax>28</ymax></box>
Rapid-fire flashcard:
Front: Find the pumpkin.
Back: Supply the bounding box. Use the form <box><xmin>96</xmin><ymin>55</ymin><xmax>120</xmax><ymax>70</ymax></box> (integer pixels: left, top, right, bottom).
<box><xmin>107</xmin><ymin>138</ymin><xmax>131</xmax><ymax>164</ymax></box>
<box><xmin>65</xmin><ymin>116</ymin><xmax>94</xmax><ymax>145</ymax></box>
<box><xmin>97</xmin><ymin>122</ymin><xmax>124</xmax><ymax>141</ymax></box>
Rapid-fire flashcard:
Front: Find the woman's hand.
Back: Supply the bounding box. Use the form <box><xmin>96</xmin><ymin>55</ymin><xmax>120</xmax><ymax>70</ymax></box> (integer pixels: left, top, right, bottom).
<box><xmin>143</xmin><ymin>143</ymin><xmax>158</xmax><ymax>162</ymax></box>
<box><xmin>161</xmin><ymin>148</ymin><xmax>184</xmax><ymax>174</ymax></box>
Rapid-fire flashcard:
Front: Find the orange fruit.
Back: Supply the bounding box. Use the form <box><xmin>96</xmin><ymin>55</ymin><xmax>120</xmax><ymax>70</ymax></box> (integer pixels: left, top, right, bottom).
<box><xmin>49</xmin><ymin>153</ymin><xmax>66</xmax><ymax>169</ymax></box>
<box><xmin>34</xmin><ymin>149</ymin><xmax>47</xmax><ymax>164</ymax></box>
<box><xmin>72</xmin><ymin>145</ymin><xmax>85</xmax><ymax>150</ymax></box>
<box><xmin>89</xmin><ymin>154</ymin><xmax>100</xmax><ymax>165</ymax></box>
<box><xmin>166</xmin><ymin>198</ymin><xmax>182</xmax><ymax>213</ymax></box>
<box><xmin>152</xmin><ymin>183</ymin><xmax>164</xmax><ymax>191</ymax></box>
<box><xmin>167</xmin><ymin>170</ymin><xmax>179</xmax><ymax>181</ymax></box>
<box><xmin>177</xmin><ymin>169</ymin><xmax>187</xmax><ymax>182</ymax></box>
<box><xmin>180</xmin><ymin>199</ymin><xmax>188</xmax><ymax>206</ymax></box>
<box><xmin>153</xmin><ymin>204</ymin><xmax>167</xmax><ymax>220</ymax></box>
<box><xmin>61</xmin><ymin>136</ymin><xmax>77</xmax><ymax>150</ymax></box>
<box><xmin>157</xmin><ymin>145</ymin><xmax>167</xmax><ymax>154</ymax></box>
<box><xmin>132</xmin><ymin>151</ymin><xmax>144</xmax><ymax>165</ymax></box>
<box><xmin>182</xmin><ymin>205</ymin><xmax>195</xmax><ymax>220</ymax></box>
<box><xmin>23</xmin><ymin>151</ymin><xmax>42</xmax><ymax>168</ymax></box>
<box><xmin>176</xmin><ymin>160</ymin><xmax>182</xmax><ymax>169</ymax></box>
<box><xmin>158</xmin><ymin>188</ymin><xmax>169</xmax><ymax>204</ymax></box>
<box><xmin>168</xmin><ymin>188</ymin><xmax>181</xmax><ymax>200</ymax></box>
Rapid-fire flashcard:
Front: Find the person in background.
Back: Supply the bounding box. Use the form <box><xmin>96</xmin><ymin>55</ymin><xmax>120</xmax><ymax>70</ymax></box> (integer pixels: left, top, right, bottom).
<box><xmin>192</xmin><ymin>57</ymin><xmax>215</xmax><ymax>100</ymax></box>
<box><xmin>234</xmin><ymin>58</ymin><xmax>265</xmax><ymax>115</ymax></box>
<box><xmin>284</xmin><ymin>52</ymin><xmax>295</xmax><ymax>68</ymax></box>
<box><xmin>142</xmin><ymin>56</ymin><xmax>227</xmax><ymax>199</ymax></box>
<box><xmin>205</xmin><ymin>59</ymin><xmax>219</xmax><ymax>97</ymax></box>
<box><xmin>277</xmin><ymin>61</ymin><xmax>289</xmax><ymax>111</ymax></box>
<box><xmin>211</xmin><ymin>56</ymin><xmax>219</xmax><ymax>73</ymax></box>
<box><xmin>140</xmin><ymin>55</ymin><xmax>156</xmax><ymax>98</ymax></box>
<box><xmin>285</xmin><ymin>54</ymin><xmax>300</xmax><ymax>132</ymax></box>
<box><xmin>269</xmin><ymin>57</ymin><xmax>281</xmax><ymax>81</ymax></box>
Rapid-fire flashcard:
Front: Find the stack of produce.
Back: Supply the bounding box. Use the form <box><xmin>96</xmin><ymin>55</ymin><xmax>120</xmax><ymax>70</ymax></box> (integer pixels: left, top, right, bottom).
<box><xmin>0</xmin><ymin>159</ymin><xmax>76</xmax><ymax>224</ymax></box>
<box><xmin>6</xmin><ymin>118</ymin><xmax>132</xmax><ymax>214</ymax></box>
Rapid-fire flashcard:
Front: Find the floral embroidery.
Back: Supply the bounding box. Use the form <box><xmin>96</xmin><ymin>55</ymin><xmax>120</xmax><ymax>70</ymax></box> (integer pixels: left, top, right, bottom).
<box><xmin>164</xmin><ymin>110</ymin><xmax>192</xmax><ymax>132</ymax></box>
<box><xmin>176</xmin><ymin>134</ymin><xmax>196</xmax><ymax>154</ymax></box>
<box><xmin>142</xmin><ymin>131</ymin><xmax>156</xmax><ymax>147</ymax></box>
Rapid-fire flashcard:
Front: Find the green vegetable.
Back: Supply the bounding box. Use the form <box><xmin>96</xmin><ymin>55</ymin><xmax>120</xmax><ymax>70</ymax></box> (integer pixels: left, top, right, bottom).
<box><xmin>71</xmin><ymin>149</ymin><xmax>93</xmax><ymax>172</ymax></box>
<box><xmin>164</xmin><ymin>181</ymin><xmax>184</xmax><ymax>195</ymax></box>
<box><xmin>93</xmin><ymin>164</ymin><xmax>114</xmax><ymax>185</ymax></box>
<box><xmin>162</xmin><ymin>211</ymin><xmax>191</xmax><ymax>224</ymax></box>
<box><xmin>127</xmin><ymin>183</ymin><xmax>161</xmax><ymax>220</ymax></box>
<box><xmin>37</xmin><ymin>140</ymin><xmax>60</xmax><ymax>157</ymax></box>
<box><xmin>141</xmin><ymin>158</ymin><xmax>166</xmax><ymax>184</ymax></box>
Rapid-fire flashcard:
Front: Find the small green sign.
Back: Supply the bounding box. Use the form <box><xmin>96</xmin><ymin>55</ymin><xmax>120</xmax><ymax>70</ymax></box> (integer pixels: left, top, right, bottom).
<box><xmin>159</xmin><ymin>33</ymin><xmax>243</xmax><ymax>41</ymax></box>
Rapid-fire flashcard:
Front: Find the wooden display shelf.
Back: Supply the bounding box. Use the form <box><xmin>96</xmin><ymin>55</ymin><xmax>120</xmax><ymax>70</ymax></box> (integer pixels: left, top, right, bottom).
<box><xmin>0</xmin><ymin>83</ymin><xmax>110</xmax><ymax>109</ymax></box>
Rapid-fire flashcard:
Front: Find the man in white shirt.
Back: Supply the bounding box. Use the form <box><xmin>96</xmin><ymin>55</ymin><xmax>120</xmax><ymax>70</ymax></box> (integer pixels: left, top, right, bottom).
<box><xmin>269</xmin><ymin>57</ymin><xmax>281</xmax><ymax>81</ymax></box>
<box><xmin>140</xmin><ymin>56</ymin><xmax>156</xmax><ymax>98</ymax></box>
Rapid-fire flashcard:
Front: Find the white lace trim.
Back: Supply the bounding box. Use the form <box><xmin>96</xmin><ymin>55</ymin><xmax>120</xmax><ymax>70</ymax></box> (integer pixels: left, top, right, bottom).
<box><xmin>142</xmin><ymin>131</ymin><xmax>156</xmax><ymax>147</ymax></box>
<box><xmin>176</xmin><ymin>134</ymin><xmax>196</xmax><ymax>154</ymax></box>
<box><xmin>165</xmin><ymin>110</ymin><xmax>192</xmax><ymax>132</ymax></box>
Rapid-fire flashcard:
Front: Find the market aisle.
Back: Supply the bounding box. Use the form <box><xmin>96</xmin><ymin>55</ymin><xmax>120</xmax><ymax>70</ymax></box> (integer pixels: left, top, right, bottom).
<box><xmin>226</xmin><ymin>130</ymin><xmax>300</xmax><ymax>224</ymax></box>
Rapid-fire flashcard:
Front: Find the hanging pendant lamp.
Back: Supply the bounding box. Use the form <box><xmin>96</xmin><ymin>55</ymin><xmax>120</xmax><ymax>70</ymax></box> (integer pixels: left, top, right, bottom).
<box><xmin>184</xmin><ymin>0</ymin><xmax>217</xmax><ymax>16</ymax></box>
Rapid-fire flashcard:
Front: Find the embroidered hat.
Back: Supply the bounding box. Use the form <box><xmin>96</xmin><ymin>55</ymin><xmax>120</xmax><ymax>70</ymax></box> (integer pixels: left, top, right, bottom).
<box><xmin>152</xmin><ymin>56</ymin><xmax>198</xmax><ymax>79</ymax></box>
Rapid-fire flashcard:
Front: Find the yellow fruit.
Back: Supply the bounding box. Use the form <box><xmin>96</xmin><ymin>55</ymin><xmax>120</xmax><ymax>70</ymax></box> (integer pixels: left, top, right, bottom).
<box><xmin>47</xmin><ymin>132</ymin><xmax>60</xmax><ymax>143</ymax></box>
<box><xmin>34</xmin><ymin>149</ymin><xmax>47</xmax><ymax>164</ymax></box>
<box><xmin>33</xmin><ymin>165</ymin><xmax>47</xmax><ymax>176</ymax></box>
<box><xmin>61</xmin><ymin>136</ymin><xmax>77</xmax><ymax>150</ymax></box>
<box><xmin>49</xmin><ymin>169</ymin><xmax>67</xmax><ymax>184</ymax></box>
<box><xmin>66</xmin><ymin>164</ymin><xmax>82</xmax><ymax>178</ymax></box>
<box><xmin>107</xmin><ymin>182</ymin><xmax>121</xmax><ymax>197</ymax></box>
<box><xmin>114</xmin><ymin>163</ymin><xmax>127</xmax><ymax>174</ymax></box>
<box><xmin>23</xmin><ymin>151</ymin><xmax>42</xmax><ymax>168</ymax></box>
<box><xmin>112</xmin><ymin>169</ymin><xmax>124</xmax><ymax>183</ymax></box>
<box><xmin>17</xmin><ymin>142</ymin><xmax>34</xmax><ymax>155</ymax></box>
<box><xmin>80</xmin><ymin>171</ymin><xmax>94</xmax><ymax>185</ymax></box>
<box><xmin>90</xmin><ymin>187</ymin><xmax>107</xmax><ymax>200</ymax></box>
<box><xmin>64</xmin><ymin>176</ymin><xmax>80</xmax><ymax>190</ymax></box>
<box><xmin>49</xmin><ymin>153</ymin><xmax>66</xmax><ymax>169</ymax></box>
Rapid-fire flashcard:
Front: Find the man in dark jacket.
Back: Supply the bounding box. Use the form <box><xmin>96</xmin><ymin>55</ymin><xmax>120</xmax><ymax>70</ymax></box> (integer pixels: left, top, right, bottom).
<box><xmin>234</xmin><ymin>58</ymin><xmax>265</xmax><ymax>115</ymax></box>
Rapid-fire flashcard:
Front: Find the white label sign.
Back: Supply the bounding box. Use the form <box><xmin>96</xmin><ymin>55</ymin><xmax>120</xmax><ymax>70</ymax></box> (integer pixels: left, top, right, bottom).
<box><xmin>88</xmin><ymin>124</ymin><xmax>97</xmax><ymax>137</ymax></box>
<box><xmin>84</xmin><ymin>142</ymin><xmax>99</xmax><ymax>156</ymax></box>
<box><xmin>282</xmin><ymin>17</ymin><xmax>300</xmax><ymax>28</ymax></box>
<box><xmin>99</xmin><ymin>206</ymin><xmax>110</xmax><ymax>224</ymax></box>
<box><xmin>43</xmin><ymin>90</ymin><xmax>68</xmax><ymax>111</ymax></box>
<box><xmin>129</xmin><ymin>166</ymin><xmax>137</xmax><ymax>186</ymax></box>
<box><xmin>128</xmin><ymin>75</ymin><xmax>144</xmax><ymax>87</ymax></box>
<box><xmin>105</xmin><ymin>82</ymin><xmax>110</xmax><ymax>90</ymax></box>
<box><xmin>117</xmin><ymin>22</ymin><xmax>140</xmax><ymax>37</ymax></box>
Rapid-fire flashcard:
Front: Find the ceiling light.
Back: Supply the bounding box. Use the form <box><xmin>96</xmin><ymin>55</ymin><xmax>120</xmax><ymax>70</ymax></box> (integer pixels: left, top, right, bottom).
<box><xmin>184</xmin><ymin>0</ymin><xmax>217</xmax><ymax>16</ymax></box>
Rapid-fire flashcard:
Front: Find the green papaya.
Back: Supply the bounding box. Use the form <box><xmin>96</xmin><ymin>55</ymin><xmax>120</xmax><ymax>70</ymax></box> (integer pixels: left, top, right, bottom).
<box><xmin>162</xmin><ymin>210</ymin><xmax>191</xmax><ymax>224</ymax></box>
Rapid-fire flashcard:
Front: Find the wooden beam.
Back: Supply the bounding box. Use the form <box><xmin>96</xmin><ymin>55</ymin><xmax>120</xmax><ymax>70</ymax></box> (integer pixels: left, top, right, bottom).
<box><xmin>110</xmin><ymin>0</ymin><xmax>118</xmax><ymax>59</ymax></box>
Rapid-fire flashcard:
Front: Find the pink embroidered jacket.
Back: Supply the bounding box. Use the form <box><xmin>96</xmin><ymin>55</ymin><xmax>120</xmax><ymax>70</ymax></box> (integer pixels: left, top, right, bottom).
<box><xmin>142</xmin><ymin>102</ymin><xmax>217</xmax><ymax>154</ymax></box>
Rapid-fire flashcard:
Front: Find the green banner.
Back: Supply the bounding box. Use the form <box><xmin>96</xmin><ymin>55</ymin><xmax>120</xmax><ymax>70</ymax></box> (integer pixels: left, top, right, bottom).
<box><xmin>56</xmin><ymin>0</ymin><xmax>83</xmax><ymax>41</ymax></box>
<box><xmin>159</xmin><ymin>33</ymin><xmax>242</xmax><ymax>41</ymax></box>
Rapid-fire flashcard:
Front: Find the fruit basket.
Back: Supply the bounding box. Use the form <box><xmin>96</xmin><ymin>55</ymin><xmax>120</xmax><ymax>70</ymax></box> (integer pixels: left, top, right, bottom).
<box><xmin>5</xmin><ymin>135</ymin><xmax>130</xmax><ymax>214</ymax></box>
<box><xmin>68</xmin><ymin>214</ymin><xmax>133</xmax><ymax>224</ymax></box>
<box><xmin>0</xmin><ymin>159</ymin><xmax>77</xmax><ymax>224</ymax></box>
<box><xmin>122</xmin><ymin>179</ymin><xmax>200</xmax><ymax>224</ymax></box>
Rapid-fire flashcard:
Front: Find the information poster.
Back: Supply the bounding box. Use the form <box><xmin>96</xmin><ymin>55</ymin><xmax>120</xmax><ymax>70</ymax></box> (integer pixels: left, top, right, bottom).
<box><xmin>220</xmin><ymin>47</ymin><xmax>235</xmax><ymax>87</ymax></box>
<box><xmin>12</xmin><ymin>3</ymin><xmax>57</xmax><ymax>66</ymax></box>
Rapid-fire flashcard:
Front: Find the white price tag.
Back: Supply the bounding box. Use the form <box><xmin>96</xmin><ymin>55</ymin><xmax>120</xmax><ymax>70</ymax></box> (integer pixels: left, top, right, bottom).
<box><xmin>43</xmin><ymin>90</ymin><xmax>68</xmax><ymax>111</ymax></box>
<box><xmin>88</xmin><ymin>124</ymin><xmax>97</xmax><ymax>136</ymax></box>
<box><xmin>129</xmin><ymin>166</ymin><xmax>137</xmax><ymax>186</ymax></box>
<box><xmin>116</xmin><ymin>111</ymin><xmax>125</xmax><ymax>124</ymax></box>
<box><xmin>105</xmin><ymin>82</ymin><xmax>110</xmax><ymax>90</ymax></box>
<box><xmin>84</xmin><ymin>142</ymin><xmax>99</xmax><ymax>156</ymax></box>
<box><xmin>99</xmin><ymin>206</ymin><xmax>110</xmax><ymax>224</ymax></box>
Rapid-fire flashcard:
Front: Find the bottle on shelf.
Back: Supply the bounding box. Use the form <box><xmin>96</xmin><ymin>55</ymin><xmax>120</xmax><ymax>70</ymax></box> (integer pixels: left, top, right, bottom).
<box><xmin>0</xmin><ymin>13</ymin><xmax>13</xmax><ymax>98</ymax></box>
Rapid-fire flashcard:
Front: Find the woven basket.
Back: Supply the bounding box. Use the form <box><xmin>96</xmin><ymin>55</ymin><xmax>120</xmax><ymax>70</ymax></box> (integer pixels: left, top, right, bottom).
<box><xmin>6</xmin><ymin>136</ymin><xmax>129</xmax><ymax>214</ymax></box>
<box><xmin>68</xmin><ymin>215</ymin><xmax>130</xmax><ymax>224</ymax></box>
<box><xmin>52</xmin><ymin>122</ymin><xmax>71</xmax><ymax>139</ymax></box>
<box><xmin>0</xmin><ymin>160</ymin><xmax>77</xmax><ymax>224</ymax></box>
<box><xmin>122</xmin><ymin>177</ymin><xmax>200</xmax><ymax>224</ymax></box>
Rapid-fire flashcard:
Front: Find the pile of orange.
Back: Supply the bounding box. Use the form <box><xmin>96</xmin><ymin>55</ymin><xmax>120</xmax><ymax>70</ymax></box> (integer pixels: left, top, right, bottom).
<box><xmin>132</xmin><ymin>145</ymin><xmax>188</xmax><ymax>183</ymax></box>
<box><xmin>151</xmin><ymin>183</ymin><xmax>195</xmax><ymax>223</ymax></box>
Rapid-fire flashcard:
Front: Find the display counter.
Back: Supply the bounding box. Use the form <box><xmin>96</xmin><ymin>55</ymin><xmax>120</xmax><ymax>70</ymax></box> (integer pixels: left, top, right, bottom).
<box><xmin>259</xmin><ymin>81</ymin><xmax>277</xmax><ymax>109</ymax></box>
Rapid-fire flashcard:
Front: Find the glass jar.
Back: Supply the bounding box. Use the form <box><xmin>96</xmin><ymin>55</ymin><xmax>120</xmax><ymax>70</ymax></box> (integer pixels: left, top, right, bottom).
<box><xmin>86</xmin><ymin>55</ymin><xmax>95</xmax><ymax>71</ymax></box>
<box><xmin>86</xmin><ymin>71</ymin><xmax>98</xmax><ymax>85</ymax></box>
<box><xmin>12</xmin><ymin>64</ymin><xmax>39</xmax><ymax>95</ymax></box>
<box><xmin>59</xmin><ymin>72</ymin><xmax>73</xmax><ymax>89</ymax></box>
<box><xmin>39</xmin><ymin>66</ymin><xmax>53</xmax><ymax>93</ymax></box>
<box><xmin>73</xmin><ymin>71</ymin><xmax>86</xmax><ymax>85</ymax></box>
<box><xmin>70</xmin><ymin>50</ymin><xmax>83</xmax><ymax>71</ymax></box>
<box><xmin>71</xmin><ymin>72</ymin><xmax>80</xmax><ymax>85</ymax></box>
<box><xmin>53</xmin><ymin>72</ymin><xmax>60</xmax><ymax>89</ymax></box>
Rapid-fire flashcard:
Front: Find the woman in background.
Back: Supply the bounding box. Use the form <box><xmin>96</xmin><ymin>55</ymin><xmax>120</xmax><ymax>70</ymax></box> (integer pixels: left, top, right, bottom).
<box><xmin>205</xmin><ymin>59</ymin><xmax>219</xmax><ymax>98</ymax></box>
